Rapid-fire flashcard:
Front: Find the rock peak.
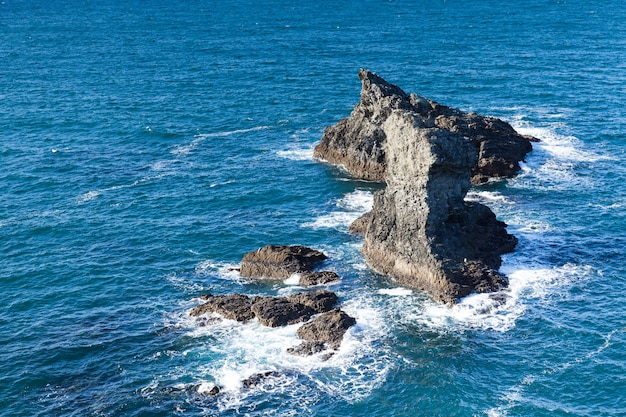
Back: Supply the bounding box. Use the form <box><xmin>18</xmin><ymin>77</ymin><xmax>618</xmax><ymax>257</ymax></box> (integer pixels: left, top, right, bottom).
<box><xmin>316</xmin><ymin>70</ymin><xmax>528</xmax><ymax>304</ymax></box>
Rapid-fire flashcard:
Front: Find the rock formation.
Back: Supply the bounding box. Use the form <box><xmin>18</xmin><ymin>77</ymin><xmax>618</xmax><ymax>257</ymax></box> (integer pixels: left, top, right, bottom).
<box><xmin>299</xmin><ymin>271</ymin><xmax>340</xmax><ymax>286</ymax></box>
<box><xmin>240</xmin><ymin>245</ymin><xmax>327</xmax><ymax>279</ymax></box>
<box><xmin>190</xmin><ymin>290</ymin><xmax>339</xmax><ymax>327</ymax></box>
<box><xmin>289</xmin><ymin>309</ymin><xmax>356</xmax><ymax>357</ymax></box>
<box><xmin>313</xmin><ymin>69</ymin><xmax>536</xmax><ymax>184</ymax></box>
<box><xmin>316</xmin><ymin>70</ymin><xmax>526</xmax><ymax>304</ymax></box>
<box><xmin>189</xmin><ymin>294</ymin><xmax>255</xmax><ymax>322</ymax></box>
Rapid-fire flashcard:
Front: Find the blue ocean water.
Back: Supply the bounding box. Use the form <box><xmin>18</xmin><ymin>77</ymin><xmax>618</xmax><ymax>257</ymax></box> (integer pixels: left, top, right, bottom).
<box><xmin>1</xmin><ymin>0</ymin><xmax>625</xmax><ymax>415</ymax></box>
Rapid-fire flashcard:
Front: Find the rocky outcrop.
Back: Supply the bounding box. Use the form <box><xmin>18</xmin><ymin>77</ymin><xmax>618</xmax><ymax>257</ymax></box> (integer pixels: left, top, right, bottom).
<box><xmin>299</xmin><ymin>271</ymin><xmax>340</xmax><ymax>286</ymax></box>
<box><xmin>287</xmin><ymin>290</ymin><xmax>338</xmax><ymax>313</ymax></box>
<box><xmin>251</xmin><ymin>296</ymin><xmax>316</xmax><ymax>327</ymax></box>
<box><xmin>314</xmin><ymin>70</ymin><xmax>526</xmax><ymax>304</ymax></box>
<box><xmin>189</xmin><ymin>294</ymin><xmax>255</xmax><ymax>322</ymax></box>
<box><xmin>191</xmin><ymin>290</ymin><xmax>338</xmax><ymax>327</ymax></box>
<box><xmin>313</xmin><ymin>69</ymin><xmax>536</xmax><ymax>184</ymax></box>
<box><xmin>240</xmin><ymin>245</ymin><xmax>327</xmax><ymax>279</ymax></box>
<box><xmin>289</xmin><ymin>309</ymin><xmax>356</xmax><ymax>356</ymax></box>
<box><xmin>361</xmin><ymin>110</ymin><xmax>516</xmax><ymax>304</ymax></box>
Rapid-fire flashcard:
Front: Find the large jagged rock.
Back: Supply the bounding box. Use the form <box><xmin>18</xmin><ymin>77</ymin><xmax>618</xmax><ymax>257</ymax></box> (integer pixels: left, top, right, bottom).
<box><xmin>240</xmin><ymin>245</ymin><xmax>327</xmax><ymax>279</ymax></box>
<box><xmin>362</xmin><ymin>111</ymin><xmax>516</xmax><ymax>304</ymax></box>
<box><xmin>313</xmin><ymin>69</ymin><xmax>536</xmax><ymax>184</ymax></box>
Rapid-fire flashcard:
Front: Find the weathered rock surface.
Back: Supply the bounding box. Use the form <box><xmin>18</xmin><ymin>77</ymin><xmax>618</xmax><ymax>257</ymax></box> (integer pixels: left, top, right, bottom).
<box><xmin>313</xmin><ymin>69</ymin><xmax>536</xmax><ymax>184</ymax></box>
<box><xmin>251</xmin><ymin>296</ymin><xmax>316</xmax><ymax>327</ymax></box>
<box><xmin>361</xmin><ymin>110</ymin><xmax>516</xmax><ymax>304</ymax></box>
<box><xmin>191</xmin><ymin>290</ymin><xmax>338</xmax><ymax>327</ymax></box>
<box><xmin>240</xmin><ymin>245</ymin><xmax>327</xmax><ymax>279</ymax></box>
<box><xmin>189</xmin><ymin>294</ymin><xmax>255</xmax><ymax>322</ymax></box>
<box><xmin>299</xmin><ymin>271</ymin><xmax>340</xmax><ymax>286</ymax></box>
<box><xmin>287</xmin><ymin>290</ymin><xmax>338</xmax><ymax>313</ymax></box>
<box><xmin>293</xmin><ymin>309</ymin><xmax>356</xmax><ymax>352</ymax></box>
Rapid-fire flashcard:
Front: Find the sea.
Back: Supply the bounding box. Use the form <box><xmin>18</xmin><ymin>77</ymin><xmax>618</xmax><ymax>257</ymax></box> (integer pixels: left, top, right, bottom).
<box><xmin>1</xmin><ymin>0</ymin><xmax>625</xmax><ymax>416</ymax></box>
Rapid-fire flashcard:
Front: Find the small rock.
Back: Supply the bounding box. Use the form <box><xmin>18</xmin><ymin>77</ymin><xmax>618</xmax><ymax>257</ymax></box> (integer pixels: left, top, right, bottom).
<box><xmin>299</xmin><ymin>271</ymin><xmax>340</xmax><ymax>286</ymax></box>
<box><xmin>190</xmin><ymin>294</ymin><xmax>254</xmax><ymax>322</ymax></box>
<box><xmin>296</xmin><ymin>308</ymin><xmax>356</xmax><ymax>350</ymax></box>
<box><xmin>242</xmin><ymin>371</ymin><xmax>281</xmax><ymax>389</ymax></box>
<box><xmin>240</xmin><ymin>245</ymin><xmax>327</xmax><ymax>279</ymax></box>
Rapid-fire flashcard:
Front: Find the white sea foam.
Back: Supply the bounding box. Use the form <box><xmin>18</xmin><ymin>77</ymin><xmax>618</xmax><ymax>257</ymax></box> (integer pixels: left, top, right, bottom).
<box><xmin>283</xmin><ymin>273</ymin><xmax>301</xmax><ymax>286</ymax></box>
<box><xmin>465</xmin><ymin>190</ymin><xmax>513</xmax><ymax>205</ymax></box>
<box><xmin>378</xmin><ymin>288</ymin><xmax>413</xmax><ymax>296</ymax></box>
<box><xmin>514</xmin><ymin>124</ymin><xmax>612</xmax><ymax>163</ymax></box>
<box><xmin>276</xmin><ymin>146</ymin><xmax>315</xmax><ymax>161</ymax></box>
<box><xmin>77</xmin><ymin>190</ymin><xmax>101</xmax><ymax>203</ymax></box>
<box><xmin>414</xmin><ymin>260</ymin><xmax>595</xmax><ymax>332</ymax></box>
<box><xmin>172</xmin><ymin>126</ymin><xmax>271</xmax><ymax>157</ymax></box>
<box><xmin>302</xmin><ymin>190</ymin><xmax>374</xmax><ymax>230</ymax></box>
<box><xmin>195</xmin><ymin>260</ymin><xmax>243</xmax><ymax>283</ymax></box>
<box><xmin>76</xmin><ymin>174</ymin><xmax>171</xmax><ymax>204</ymax></box>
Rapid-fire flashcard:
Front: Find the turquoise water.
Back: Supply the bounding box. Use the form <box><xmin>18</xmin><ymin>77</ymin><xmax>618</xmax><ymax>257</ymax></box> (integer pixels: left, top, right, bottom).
<box><xmin>1</xmin><ymin>1</ymin><xmax>625</xmax><ymax>415</ymax></box>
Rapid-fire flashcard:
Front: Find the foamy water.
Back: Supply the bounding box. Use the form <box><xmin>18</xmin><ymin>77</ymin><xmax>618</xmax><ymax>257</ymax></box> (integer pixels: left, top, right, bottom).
<box><xmin>302</xmin><ymin>190</ymin><xmax>374</xmax><ymax>230</ymax></box>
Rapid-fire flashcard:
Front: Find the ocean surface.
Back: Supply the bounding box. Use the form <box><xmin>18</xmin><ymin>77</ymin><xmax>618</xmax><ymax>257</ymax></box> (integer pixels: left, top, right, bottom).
<box><xmin>1</xmin><ymin>1</ymin><xmax>625</xmax><ymax>416</ymax></box>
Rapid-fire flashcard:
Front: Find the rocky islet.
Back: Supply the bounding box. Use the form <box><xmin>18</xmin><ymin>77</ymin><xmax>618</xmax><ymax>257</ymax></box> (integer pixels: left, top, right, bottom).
<box><xmin>189</xmin><ymin>70</ymin><xmax>533</xmax><ymax>391</ymax></box>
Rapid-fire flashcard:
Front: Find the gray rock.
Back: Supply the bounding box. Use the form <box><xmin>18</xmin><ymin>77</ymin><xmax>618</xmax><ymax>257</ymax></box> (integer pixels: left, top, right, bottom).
<box><xmin>295</xmin><ymin>308</ymin><xmax>356</xmax><ymax>350</ymax></box>
<box><xmin>361</xmin><ymin>111</ymin><xmax>515</xmax><ymax>304</ymax></box>
<box><xmin>298</xmin><ymin>271</ymin><xmax>340</xmax><ymax>286</ymax></box>
<box><xmin>240</xmin><ymin>245</ymin><xmax>327</xmax><ymax>279</ymax></box>
<box><xmin>287</xmin><ymin>290</ymin><xmax>338</xmax><ymax>313</ymax></box>
<box><xmin>189</xmin><ymin>294</ymin><xmax>255</xmax><ymax>322</ymax></box>
<box><xmin>313</xmin><ymin>69</ymin><xmax>536</xmax><ymax>184</ymax></box>
<box><xmin>251</xmin><ymin>296</ymin><xmax>315</xmax><ymax>327</ymax></box>
<box><xmin>348</xmin><ymin>211</ymin><xmax>373</xmax><ymax>234</ymax></box>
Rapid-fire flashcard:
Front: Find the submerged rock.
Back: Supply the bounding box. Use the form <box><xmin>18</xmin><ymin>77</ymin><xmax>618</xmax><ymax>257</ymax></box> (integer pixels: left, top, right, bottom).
<box><xmin>313</xmin><ymin>69</ymin><xmax>536</xmax><ymax>184</ymax></box>
<box><xmin>240</xmin><ymin>245</ymin><xmax>327</xmax><ymax>279</ymax></box>
<box><xmin>299</xmin><ymin>271</ymin><xmax>340</xmax><ymax>286</ymax></box>
<box><xmin>242</xmin><ymin>371</ymin><xmax>282</xmax><ymax>389</ymax></box>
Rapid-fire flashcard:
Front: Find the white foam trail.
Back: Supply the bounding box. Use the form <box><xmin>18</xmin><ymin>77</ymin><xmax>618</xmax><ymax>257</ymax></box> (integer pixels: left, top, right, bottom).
<box><xmin>303</xmin><ymin>190</ymin><xmax>374</xmax><ymax>230</ymax></box>
<box><xmin>76</xmin><ymin>173</ymin><xmax>171</xmax><ymax>204</ymax></box>
<box><xmin>485</xmin><ymin>326</ymin><xmax>626</xmax><ymax>416</ymax></box>
<box><xmin>195</xmin><ymin>260</ymin><xmax>243</xmax><ymax>283</ymax></box>
<box><xmin>514</xmin><ymin>124</ymin><xmax>612</xmax><ymax>163</ymax></box>
<box><xmin>283</xmin><ymin>274</ymin><xmax>301</xmax><ymax>286</ymax></box>
<box><xmin>77</xmin><ymin>190</ymin><xmax>101</xmax><ymax>203</ymax></box>
<box><xmin>172</xmin><ymin>126</ymin><xmax>271</xmax><ymax>157</ymax></box>
<box><xmin>209</xmin><ymin>180</ymin><xmax>236</xmax><ymax>188</ymax></box>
